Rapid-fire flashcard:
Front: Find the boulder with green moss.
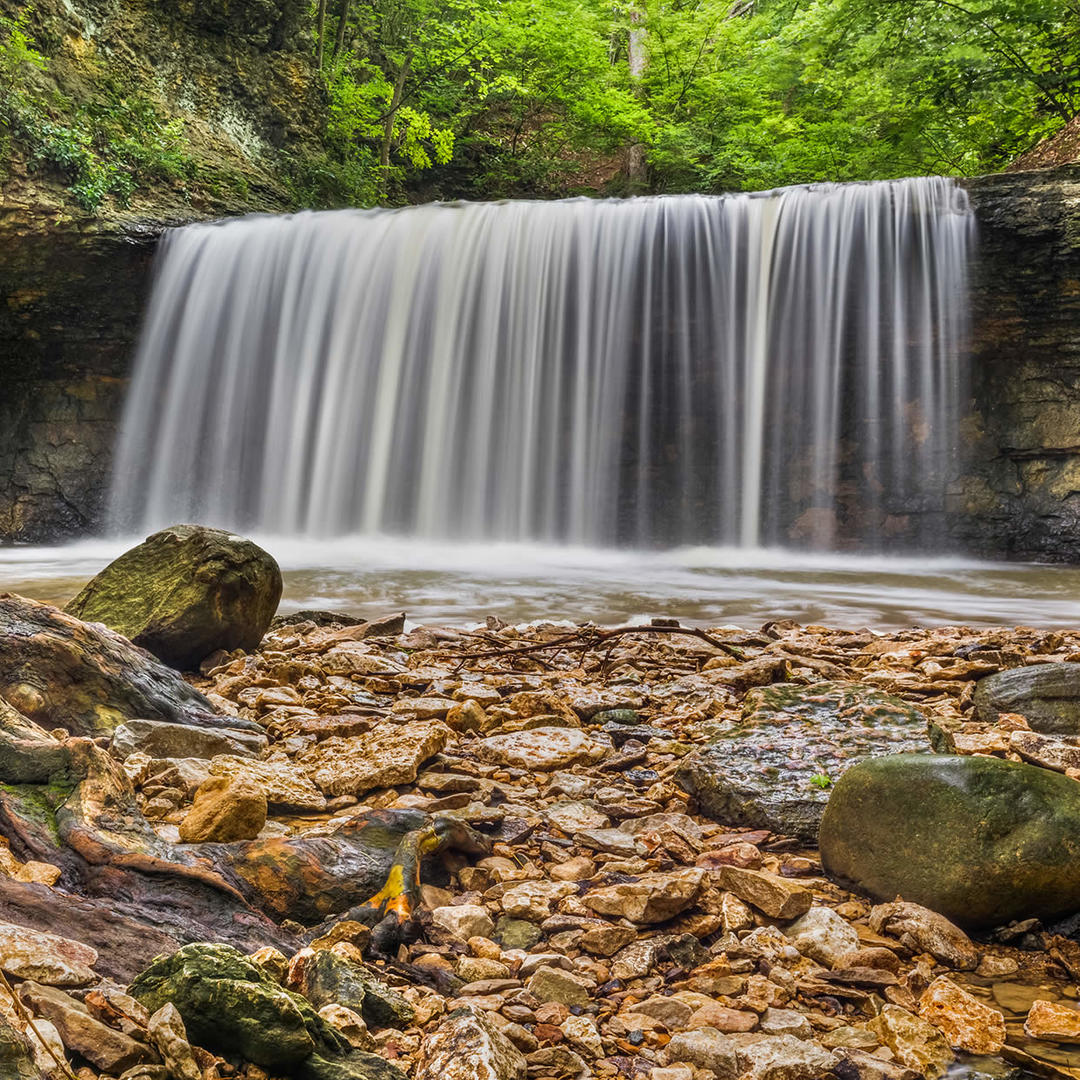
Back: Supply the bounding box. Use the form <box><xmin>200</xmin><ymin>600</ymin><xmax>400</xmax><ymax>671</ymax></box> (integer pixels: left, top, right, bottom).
<box><xmin>66</xmin><ymin>524</ymin><xmax>282</xmax><ymax>670</ymax></box>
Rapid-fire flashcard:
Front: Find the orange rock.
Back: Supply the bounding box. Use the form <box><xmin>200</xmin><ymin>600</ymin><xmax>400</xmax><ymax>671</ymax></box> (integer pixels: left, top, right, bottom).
<box><xmin>1024</xmin><ymin>999</ymin><xmax>1080</xmax><ymax>1043</ymax></box>
<box><xmin>918</xmin><ymin>976</ymin><xmax>1005</xmax><ymax>1054</ymax></box>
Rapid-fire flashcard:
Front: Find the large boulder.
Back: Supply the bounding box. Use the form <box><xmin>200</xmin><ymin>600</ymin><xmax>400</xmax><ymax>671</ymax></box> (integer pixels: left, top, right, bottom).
<box><xmin>820</xmin><ymin>753</ymin><xmax>1080</xmax><ymax>928</ymax></box>
<box><xmin>974</xmin><ymin>663</ymin><xmax>1080</xmax><ymax>733</ymax></box>
<box><xmin>128</xmin><ymin>943</ymin><xmax>404</xmax><ymax>1080</ymax></box>
<box><xmin>677</xmin><ymin>682</ymin><xmax>928</xmax><ymax>840</ymax></box>
<box><xmin>65</xmin><ymin>524</ymin><xmax>282</xmax><ymax>670</ymax></box>
<box><xmin>0</xmin><ymin>593</ymin><xmax>256</xmax><ymax>738</ymax></box>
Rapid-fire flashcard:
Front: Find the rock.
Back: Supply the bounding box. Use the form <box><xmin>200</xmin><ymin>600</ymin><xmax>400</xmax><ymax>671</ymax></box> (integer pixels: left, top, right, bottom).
<box><xmin>501</xmin><ymin>881</ymin><xmax>577</xmax><ymax>920</ymax></box>
<box><xmin>785</xmin><ymin>906</ymin><xmax>860</xmax><ymax>967</ymax></box>
<box><xmin>0</xmin><ymin>593</ymin><xmax>250</xmax><ymax>738</ymax></box>
<box><xmin>626</xmin><ymin>996</ymin><xmax>693</xmax><ymax>1030</ymax></box>
<box><xmin>820</xmin><ymin>753</ymin><xmax>1080</xmax><ymax>927</ymax></box>
<box><xmin>432</xmin><ymin>906</ymin><xmax>495</xmax><ymax>942</ymax></box>
<box><xmin>302</xmin><ymin>721</ymin><xmax>451</xmax><ymax>797</ymax></box>
<box><xmin>736</xmin><ymin>1034</ymin><xmax>838</xmax><ymax>1079</ymax></box>
<box><xmin>579</xmin><ymin>923</ymin><xmax>635</xmax><ymax>956</ymax></box>
<box><xmin>318</xmin><ymin>1005</ymin><xmax>373</xmax><ymax>1050</ymax></box>
<box><xmin>146</xmin><ymin>1004</ymin><xmax>201</xmax><ymax>1080</ymax></box>
<box><xmin>974</xmin><ymin>663</ymin><xmax>1080</xmax><ymax>733</ymax></box>
<box><xmin>290</xmin><ymin>949</ymin><xmax>415</xmax><ymax>1028</ymax></box>
<box><xmin>526</xmin><ymin>966</ymin><xmax>591</xmax><ymax>1007</ymax></box>
<box><xmin>65</xmin><ymin>524</ymin><xmax>282</xmax><ymax>670</ymax></box>
<box><xmin>833</xmin><ymin>1050</ymin><xmax>922</xmax><ymax>1080</ymax></box>
<box><xmin>128</xmin><ymin>943</ymin><xmax>361</xmax><ymax>1072</ymax></box>
<box><xmin>710</xmin><ymin>867</ymin><xmax>812</xmax><ymax>920</ymax></box>
<box><xmin>917</xmin><ymin>976</ymin><xmax>1005</xmax><ymax>1053</ymax></box>
<box><xmin>583</xmin><ymin>869</ymin><xmax>704</xmax><ymax>923</ymax></box>
<box><xmin>664</xmin><ymin>1029</ymin><xmax>739</xmax><ymax>1078</ymax></box>
<box><xmin>546</xmin><ymin>802</ymin><xmax>610</xmax><ymax>833</ymax></box>
<box><xmin>868</xmin><ymin>902</ymin><xmax>978</xmax><ymax>969</ymax></box>
<box><xmin>868</xmin><ymin>1005</ymin><xmax>952</xmax><ymax>1079</ymax></box>
<box><xmin>677</xmin><ymin>682</ymin><xmax>927</xmax><ymax>840</ymax></box>
<box><xmin>493</xmin><ymin>918</ymin><xmax>541</xmax><ymax>950</ymax></box>
<box><xmin>476</xmin><ymin>728</ymin><xmax>612</xmax><ymax>771</ymax></box>
<box><xmin>415</xmin><ymin>1008</ymin><xmax>527</xmax><ymax>1080</ymax></box>
<box><xmin>688</xmin><ymin>1003</ymin><xmax>758</xmax><ymax>1032</ymax></box>
<box><xmin>0</xmin><ymin>921</ymin><xmax>98</xmax><ymax>986</ymax></box>
<box><xmin>1009</xmin><ymin>730</ymin><xmax>1080</xmax><ymax>772</ymax></box>
<box><xmin>211</xmin><ymin>753</ymin><xmax>327</xmax><ymax>812</ymax></box>
<box><xmin>0</xmin><ymin>1017</ymin><xmax>41</xmax><ymax>1080</ymax></box>
<box><xmin>1024</xmin><ymin>999</ymin><xmax>1080</xmax><ymax>1043</ymax></box>
<box><xmin>573</xmin><ymin>828</ymin><xmax>641</xmax><ymax>857</ymax></box>
<box><xmin>759</xmin><ymin>1009</ymin><xmax>813</xmax><ymax>1039</ymax></box>
<box><xmin>559</xmin><ymin>1015</ymin><xmax>603</xmax><ymax>1059</ymax></box>
<box><xmin>112</xmin><ymin>718</ymin><xmax>267</xmax><ymax>760</ymax></box>
<box><xmin>17</xmin><ymin>981</ymin><xmax>156</xmax><ymax>1073</ymax></box>
<box><xmin>178</xmin><ymin>775</ymin><xmax>268</xmax><ymax>843</ymax></box>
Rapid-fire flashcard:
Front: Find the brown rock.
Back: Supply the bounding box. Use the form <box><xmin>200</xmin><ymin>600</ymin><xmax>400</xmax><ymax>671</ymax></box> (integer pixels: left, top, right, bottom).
<box><xmin>711</xmin><ymin>867</ymin><xmax>812</xmax><ymax>920</ymax></box>
<box><xmin>868</xmin><ymin>1005</ymin><xmax>952</xmax><ymax>1078</ymax></box>
<box><xmin>1024</xmin><ymin>999</ymin><xmax>1080</xmax><ymax>1043</ymax></box>
<box><xmin>178</xmin><ymin>775</ymin><xmax>267</xmax><ymax>843</ymax></box>
<box><xmin>868</xmin><ymin>902</ymin><xmax>978</xmax><ymax>970</ymax></box>
<box><xmin>917</xmin><ymin>977</ymin><xmax>1004</xmax><ymax>1053</ymax></box>
<box><xmin>583</xmin><ymin>869</ymin><xmax>705</xmax><ymax>924</ymax></box>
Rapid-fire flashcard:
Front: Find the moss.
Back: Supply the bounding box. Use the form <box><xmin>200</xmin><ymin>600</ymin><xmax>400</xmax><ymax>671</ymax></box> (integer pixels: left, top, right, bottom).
<box><xmin>0</xmin><ymin>781</ymin><xmax>72</xmax><ymax>843</ymax></box>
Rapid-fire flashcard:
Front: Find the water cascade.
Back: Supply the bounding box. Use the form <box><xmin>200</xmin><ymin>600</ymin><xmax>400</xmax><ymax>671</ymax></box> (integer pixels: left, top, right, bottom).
<box><xmin>110</xmin><ymin>178</ymin><xmax>974</xmax><ymax>549</ymax></box>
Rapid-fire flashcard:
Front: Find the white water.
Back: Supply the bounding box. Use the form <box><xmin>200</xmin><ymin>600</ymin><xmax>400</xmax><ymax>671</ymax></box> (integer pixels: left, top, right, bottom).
<box><xmin>109</xmin><ymin>178</ymin><xmax>974</xmax><ymax>550</ymax></box>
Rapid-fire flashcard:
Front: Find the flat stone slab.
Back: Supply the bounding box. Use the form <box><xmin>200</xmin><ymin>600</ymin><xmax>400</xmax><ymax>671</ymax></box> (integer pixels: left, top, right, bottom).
<box><xmin>676</xmin><ymin>682</ymin><xmax>928</xmax><ymax>840</ymax></box>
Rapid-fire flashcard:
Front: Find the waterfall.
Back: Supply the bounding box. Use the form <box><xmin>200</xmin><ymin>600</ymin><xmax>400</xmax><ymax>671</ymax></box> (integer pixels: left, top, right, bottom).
<box><xmin>109</xmin><ymin>178</ymin><xmax>974</xmax><ymax>550</ymax></box>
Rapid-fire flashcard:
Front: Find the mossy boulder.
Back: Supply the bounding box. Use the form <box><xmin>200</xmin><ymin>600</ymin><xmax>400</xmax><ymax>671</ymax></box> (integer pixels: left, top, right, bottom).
<box><xmin>294</xmin><ymin>949</ymin><xmax>415</xmax><ymax>1028</ymax></box>
<box><xmin>66</xmin><ymin>524</ymin><xmax>282</xmax><ymax>670</ymax></box>
<box><xmin>129</xmin><ymin>943</ymin><xmax>403</xmax><ymax>1079</ymax></box>
<box><xmin>820</xmin><ymin>753</ymin><xmax>1080</xmax><ymax>928</ymax></box>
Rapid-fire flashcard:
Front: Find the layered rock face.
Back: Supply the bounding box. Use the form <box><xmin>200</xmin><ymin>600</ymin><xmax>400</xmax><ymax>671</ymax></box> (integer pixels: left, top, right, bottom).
<box><xmin>1</xmin><ymin>165</ymin><xmax>1079</xmax><ymax>552</ymax></box>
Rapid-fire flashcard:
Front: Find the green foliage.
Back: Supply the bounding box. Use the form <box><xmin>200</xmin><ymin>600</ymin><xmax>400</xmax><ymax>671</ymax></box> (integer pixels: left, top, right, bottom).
<box><xmin>809</xmin><ymin>772</ymin><xmax>833</xmax><ymax>790</ymax></box>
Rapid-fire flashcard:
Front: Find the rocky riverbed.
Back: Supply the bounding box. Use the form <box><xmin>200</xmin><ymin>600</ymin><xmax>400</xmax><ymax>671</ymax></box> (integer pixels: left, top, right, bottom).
<box><xmin>7</xmin><ymin>536</ymin><xmax>1080</xmax><ymax>1080</ymax></box>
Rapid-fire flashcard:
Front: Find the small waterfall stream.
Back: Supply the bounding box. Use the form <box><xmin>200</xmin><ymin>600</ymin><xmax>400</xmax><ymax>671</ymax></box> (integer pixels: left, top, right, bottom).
<box><xmin>110</xmin><ymin>178</ymin><xmax>974</xmax><ymax>550</ymax></box>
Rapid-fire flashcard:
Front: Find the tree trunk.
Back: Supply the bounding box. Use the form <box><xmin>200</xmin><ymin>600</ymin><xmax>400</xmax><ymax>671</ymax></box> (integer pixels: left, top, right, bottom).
<box><xmin>333</xmin><ymin>0</ymin><xmax>352</xmax><ymax>59</ymax></box>
<box><xmin>380</xmin><ymin>51</ymin><xmax>415</xmax><ymax>174</ymax></box>
<box><xmin>316</xmin><ymin>0</ymin><xmax>328</xmax><ymax>68</ymax></box>
<box><xmin>626</xmin><ymin>5</ymin><xmax>648</xmax><ymax>187</ymax></box>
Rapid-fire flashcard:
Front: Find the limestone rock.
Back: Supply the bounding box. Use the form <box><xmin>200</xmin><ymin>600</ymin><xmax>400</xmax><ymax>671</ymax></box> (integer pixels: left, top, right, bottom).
<box><xmin>785</xmin><ymin>906</ymin><xmax>860</xmax><ymax>967</ymax></box>
<box><xmin>736</xmin><ymin>1034</ymin><xmax>838</xmax><ymax>1080</ymax></box>
<box><xmin>302</xmin><ymin>721</ymin><xmax>451</xmax><ymax>797</ymax></box>
<box><xmin>112</xmin><ymin>718</ymin><xmax>267</xmax><ymax>761</ymax></box>
<box><xmin>1009</xmin><ymin>729</ymin><xmax>1080</xmax><ymax>772</ymax></box>
<box><xmin>0</xmin><ymin>921</ymin><xmax>98</xmax><ymax>986</ymax></box>
<box><xmin>677</xmin><ymin>682</ymin><xmax>927</xmax><ymax>840</ymax></box>
<box><xmin>664</xmin><ymin>1028</ymin><xmax>739</xmax><ymax>1078</ymax></box>
<box><xmin>820</xmin><ymin>753</ymin><xmax>1080</xmax><ymax>927</ymax></box>
<box><xmin>65</xmin><ymin>524</ymin><xmax>282</xmax><ymax>670</ymax></box>
<box><xmin>432</xmin><ymin>905</ymin><xmax>495</xmax><ymax>942</ymax></box>
<box><xmin>17</xmin><ymin>981</ymin><xmax>156</xmax><ymax>1073</ymax></box>
<box><xmin>476</xmin><ymin>728</ymin><xmax>612</xmax><ymax>771</ymax></box>
<box><xmin>710</xmin><ymin>867</ymin><xmax>812</xmax><ymax>920</ymax></box>
<box><xmin>290</xmin><ymin>948</ymin><xmax>415</xmax><ymax>1028</ymax></box>
<box><xmin>0</xmin><ymin>1016</ymin><xmax>43</xmax><ymax>1080</ymax></box>
<box><xmin>526</xmin><ymin>966</ymin><xmax>591</xmax><ymax>1007</ymax></box>
<box><xmin>318</xmin><ymin>1004</ymin><xmax>373</xmax><ymax>1050</ymax></box>
<box><xmin>146</xmin><ymin>1003</ymin><xmax>201</xmax><ymax>1080</ymax></box>
<box><xmin>868</xmin><ymin>902</ymin><xmax>978</xmax><ymax>969</ymax></box>
<box><xmin>415</xmin><ymin>1008</ymin><xmax>527</xmax><ymax>1080</ymax></box>
<box><xmin>501</xmin><ymin>881</ymin><xmax>577</xmax><ymax>921</ymax></box>
<box><xmin>868</xmin><ymin>1005</ymin><xmax>952</xmax><ymax>1079</ymax></box>
<box><xmin>211</xmin><ymin>753</ymin><xmax>327</xmax><ymax>812</ymax></box>
<box><xmin>559</xmin><ymin>1015</ymin><xmax>603</xmax><ymax>1059</ymax></box>
<box><xmin>583</xmin><ymin>869</ymin><xmax>704</xmax><ymax>923</ymax></box>
<box><xmin>917</xmin><ymin>976</ymin><xmax>1005</xmax><ymax>1053</ymax></box>
<box><xmin>178</xmin><ymin>775</ymin><xmax>268</xmax><ymax>843</ymax></box>
<box><xmin>974</xmin><ymin>663</ymin><xmax>1080</xmax><ymax>733</ymax></box>
<box><xmin>1024</xmin><ymin>999</ymin><xmax>1080</xmax><ymax>1043</ymax></box>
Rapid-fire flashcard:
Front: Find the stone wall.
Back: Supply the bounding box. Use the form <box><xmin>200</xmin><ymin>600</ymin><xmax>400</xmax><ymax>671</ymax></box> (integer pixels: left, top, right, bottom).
<box><xmin>1</xmin><ymin>165</ymin><xmax>1080</xmax><ymax>554</ymax></box>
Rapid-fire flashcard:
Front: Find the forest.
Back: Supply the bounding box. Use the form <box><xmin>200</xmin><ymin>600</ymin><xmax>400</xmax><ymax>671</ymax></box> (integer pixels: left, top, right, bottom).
<box><xmin>0</xmin><ymin>0</ymin><xmax>1078</xmax><ymax>210</ymax></box>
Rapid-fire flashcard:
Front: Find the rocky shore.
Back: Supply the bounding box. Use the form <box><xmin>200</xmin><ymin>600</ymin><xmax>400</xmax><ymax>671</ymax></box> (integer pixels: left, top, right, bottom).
<box><xmin>5</xmin><ymin>528</ymin><xmax>1080</xmax><ymax>1080</ymax></box>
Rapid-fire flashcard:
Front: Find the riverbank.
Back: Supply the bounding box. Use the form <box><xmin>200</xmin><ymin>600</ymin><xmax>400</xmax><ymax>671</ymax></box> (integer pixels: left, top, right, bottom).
<box><xmin>6</xmin><ymin>594</ymin><xmax>1080</xmax><ymax>1078</ymax></box>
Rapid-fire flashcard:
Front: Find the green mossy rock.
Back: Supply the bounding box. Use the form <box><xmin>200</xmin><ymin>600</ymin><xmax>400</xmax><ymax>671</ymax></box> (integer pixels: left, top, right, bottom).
<box><xmin>66</xmin><ymin>525</ymin><xmax>282</xmax><ymax>671</ymax></box>
<box><xmin>820</xmin><ymin>753</ymin><xmax>1080</xmax><ymax>928</ymax></box>
<box><xmin>297</xmin><ymin>949</ymin><xmax>415</xmax><ymax>1029</ymax></box>
<box><xmin>974</xmin><ymin>663</ymin><xmax>1080</xmax><ymax>734</ymax></box>
<box><xmin>0</xmin><ymin>1016</ymin><xmax>42</xmax><ymax>1080</ymax></box>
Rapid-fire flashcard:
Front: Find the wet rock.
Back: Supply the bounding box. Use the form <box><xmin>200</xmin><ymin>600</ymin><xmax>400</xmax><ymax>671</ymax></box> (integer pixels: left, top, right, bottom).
<box><xmin>17</xmin><ymin>981</ymin><xmax>156</xmax><ymax>1073</ymax></box>
<box><xmin>711</xmin><ymin>867</ymin><xmax>812</xmax><ymax>920</ymax></box>
<box><xmin>178</xmin><ymin>775</ymin><xmax>267</xmax><ymax>843</ymax></box>
<box><xmin>1024</xmin><ymin>999</ymin><xmax>1080</xmax><ymax>1043</ymax></box>
<box><xmin>665</xmin><ymin>1029</ymin><xmax>739</xmax><ymax>1078</ymax></box>
<box><xmin>677</xmin><ymin>682</ymin><xmax>927</xmax><ymax>840</ymax></box>
<box><xmin>415</xmin><ymin>1008</ymin><xmax>526</xmax><ymax>1080</ymax></box>
<box><xmin>493</xmin><ymin>917</ymin><xmax>540</xmax><ymax>950</ymax></box>
<box><xmin>210</xmin><ymin>753</ymin><xmax>327</xmax><ymax>812</ymax></box>
<box><xmin>785</xmin><ymin>906</ymin><xmax>860</xmax><ymax>967</ymax></box>
<box><xmin>0</xmin><ymin>921</ymin><xmax>98</xmax><ymax>986</ymax></box>
<box><xmin>584</xmin><ymin>869</ymin><xmax>704</xmax><ymax>923</ymax></box>
<box><xmin>868</xmin><ymin>902</ymin><xmax>978</xmax><ymax>969</ymax></box>
<box><xmin>291</xmin><ymin>949</ymin><xmax>416</xmax><ymax>1028</ymax></box>
<box><xmin>302</xmin><ymin>721</ymin><xmax>451</xmax><ymax>797</ymax></box>
<box><xmin>112</xmin><ymin>718</ymin><xmax>267</xmax><ymax>761</ymax></box>
<box><xmin>476</xmin><ymin>728</ymin><xmax>612</xmax><ymax>771</ymax></box>
<box><xmin>1009</xmin><ymin>729</ymin><xmax>1080</xmax><ymax>772</ymax></box>
<box><xmin>868</xmin><ymin>1005</ymin><xmax>952</xmax><ymax>1079</ymax></box>
<box><xmin>917</xmin><ymin>976</ymin><xmax>1005</xmax><ymax>1053</ymax></box>
<box><xmin>432</xmin><ymin>905</ymin><xmax>495</xmax><ymax>942</ymax></box>
<box><xmin>833</xmin><ymin>1050</ymin><xmax>922</xmax><ymax>1080</ymax></box>
<box><xmin>0</xmin><ymin>594</ymin><xmax>247</xmax><ymax>738</ymax></box>
<box><xmin>736</xmin><ymin>1034</ymin><xmax>838</xmax><ymax>1079</ymax></box>
<box><xmin>820</xmin><ymin>753</ymin><xmax>1080</xmax><ymax>927</ymax></box>
<box><xmin>973</xmin><ymin>663</ymin><xmax>1080</xmax><ymax>733</ymax></box>
<box><xmin>65</xmin><ymin>524</ymin><xmax>282</xmax><ymax>670</ymax></box>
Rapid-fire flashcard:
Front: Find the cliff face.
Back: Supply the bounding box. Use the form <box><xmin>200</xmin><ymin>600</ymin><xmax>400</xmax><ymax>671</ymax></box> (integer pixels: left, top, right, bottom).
<box><xmin>2</xmin><ymin>165</ymin><xmax>1080</xmax><ymax>556</ymax></box>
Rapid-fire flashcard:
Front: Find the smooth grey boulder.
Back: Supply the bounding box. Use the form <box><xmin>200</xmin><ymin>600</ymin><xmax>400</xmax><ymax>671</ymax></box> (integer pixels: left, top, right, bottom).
<box><xmin>676</xmin><ymin>682</ymin><xmax>928</xmax><ymax>840</ymax></box>
<box><xmin>820</xmin><ymin>753</ymin><xmax>1080</xmax><ymax>928</ymax></box>
<box><xmin>111</xmin><ymin>718</ymin><xmax>267</xmax><ymax>761</ymax></box>
<box><xmin>66</xmin><ymin>524</ymin><xmax>282</xmax><ymax>670</ymax></box>
<box><xmin>974</xmin><ymin>663</ymin><xmax>1080</xmax><ymax>733</ymax></box>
